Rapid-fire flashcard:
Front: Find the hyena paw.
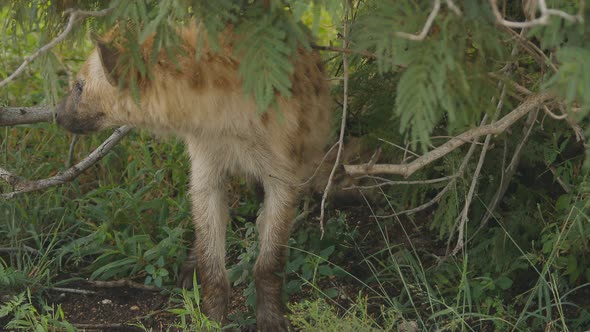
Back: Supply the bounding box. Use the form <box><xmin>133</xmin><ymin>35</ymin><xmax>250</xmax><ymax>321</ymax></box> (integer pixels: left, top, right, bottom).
<box><xmin>256</xmin><ymin>313</ymin><xmax>290</xmax><ymax>332</ymax></box>
<box><xmin>177</xmin><ymin>262</ymin><xmax>197</xmax><ymax>288</ymax></box>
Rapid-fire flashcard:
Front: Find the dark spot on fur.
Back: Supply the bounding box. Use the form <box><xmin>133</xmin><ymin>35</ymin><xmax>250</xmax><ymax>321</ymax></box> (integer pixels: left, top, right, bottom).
<box><xmin>190</xmin><ymin>69</ymin><xmax>204</xmax><ymax>89</ymax></box>
<box><xmin>261</xmin><ymin>112</ymin><xmax>270</xmax><ymax>127</ymax></box>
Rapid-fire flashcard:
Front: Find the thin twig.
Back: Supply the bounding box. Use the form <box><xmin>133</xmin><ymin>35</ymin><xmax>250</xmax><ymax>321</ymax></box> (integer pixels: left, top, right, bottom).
<box><xmin>267</xmin><ymin>141</ymin><xmax>338</xmax><ymax>188</ymax></box>
<box><xmin>372</xmin><ymin>132</ymin><xmax>481</xmax><ymax>218</ymax></box>
<box><xmin>1</xmin><ymin>126</ymin><xmax>132</xmax><ymax>199</ymax></box>
<box><xmin>378</xmin><ymin>138</ymin><xmax>420</xmax><ymax>158</ymax></box>
<box><xmin>344</xmin><ymin>174</ymin><xmax>455</xmax><ymax>190</ymax></box>
<box><xmin>500</xmin><ymin>26</ymin><xmax>559</xmax><ymax>73</ymax></box>
<box><xmin>66</xmin><ymin>134</ymin><xmax>79</xmax><ymax>168</ymax></box>
<box><xmin>319</xmin><ymin>4</ymin><xmax>350</xmax><ymax>238</ymax></box>
<box><xmin>0</xmin><ymin>6</ymin><xmax>114</xmax><ymax>88</ymax></box>
<box><xmin>311</xmin><ymin>44</ymin><xmax>377</xmax><ymax>59</ymax></box>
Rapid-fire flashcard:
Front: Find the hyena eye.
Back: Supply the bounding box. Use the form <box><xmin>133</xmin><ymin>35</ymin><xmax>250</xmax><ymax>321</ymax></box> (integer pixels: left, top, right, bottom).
<box><xmin>74</xmin><ymin>80</ymin><xmax>84</xmax><ymax>94</ymax></box>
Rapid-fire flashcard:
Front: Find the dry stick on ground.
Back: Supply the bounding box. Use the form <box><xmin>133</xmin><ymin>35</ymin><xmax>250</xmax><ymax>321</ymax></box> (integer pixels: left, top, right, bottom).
<box><xmin>48</xmin><ymin>287</ymin><xmax>97</xmax><ymax>295</ymax></box>
<box><xmin>344</xmin><ymin>91</ymin><xmax>556</xmax><ymax>178</ymax></box>
<box><xmin>0</xmin><ymin>6</ymin><xmax>114</xmax><ymax>89</ymax></box>
<box><xmin>86</xmin><ymin>279</ymin><xmax>159</xmax><ymax>291</ymax></box>
<box><xmin>1</xmin><ymin>126</ymin><xmax>132</xmax><ymax>199</ymax></box>
<box><xmin>73</xmin><ymin>324</ymin><xmax>126</xmax><ymax>330</ymax></box>
<box><xmin>319</xmin><ymin>5</ymin><xmax>350</xmax><ymax>238</ymax></box>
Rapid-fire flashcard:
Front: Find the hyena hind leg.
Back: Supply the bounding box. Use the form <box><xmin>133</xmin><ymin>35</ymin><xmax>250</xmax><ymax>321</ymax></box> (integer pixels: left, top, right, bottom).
<box><xmin>254</xmin><ymin>179</ymin><xmax>298</xmax><ymax>332</ymax></box>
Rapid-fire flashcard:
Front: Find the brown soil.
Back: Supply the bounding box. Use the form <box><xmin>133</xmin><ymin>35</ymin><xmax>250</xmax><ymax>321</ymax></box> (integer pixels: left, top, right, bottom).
<box><xmin>37</xmin><ymin>281</ymin><xmax>255</xmax><ymax>331</ymax></box>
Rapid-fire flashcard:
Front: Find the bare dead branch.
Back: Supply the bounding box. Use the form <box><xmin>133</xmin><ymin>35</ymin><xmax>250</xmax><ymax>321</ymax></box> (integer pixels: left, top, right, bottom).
<box><xmin>343</xmin><ymin>91</ymin><xmax>555</xmax><ymax>177</ymax></box>
<box><xmin>0</xmin><ymin>6</ymin><xmax>114</xmax><ymax>88</ymax></box>
<box><xmin>345</xmin><ymin>174</ymin><xmax>454</xmax><ymax>190</ymax></box>
<box><xmin>0</xmin><ymin>106</ymin><xmax>54</xmax><ymax>126</ymax></box>
<box><xmin>490</xmin><ymin>0</ymin><xmax>583</xmax><ymax>28</ymax></box>
<box><xmin>1</xmin><ymin>126</ymin><xmax>132</xmax><ymax>199</ymax></box>
<box><xmin>48</xmin><ymin>287</ymin><xmax>96</xmax><ymax>295</ymax></box>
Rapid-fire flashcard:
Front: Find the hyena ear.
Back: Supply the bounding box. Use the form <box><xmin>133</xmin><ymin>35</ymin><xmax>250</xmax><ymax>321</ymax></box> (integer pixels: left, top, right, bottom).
<box><xmin>91</xmin><ymin>32</ymin><xmax>120</xmax><ymax>86</ymax></box>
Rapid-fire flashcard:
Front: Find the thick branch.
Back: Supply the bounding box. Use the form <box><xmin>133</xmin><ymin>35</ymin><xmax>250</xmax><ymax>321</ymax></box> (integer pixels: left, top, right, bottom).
<box><xmin>1</xmin><ymin>126</ymin><xmax>132</xmax><ymax>199</ymax></box>
<box><xmin>0</xmin><ymin>106</ymin><xmax>54</xmax><ymax>126</ymax></box>
<box><xmin>343</xmin><ymin>91</ymin><xmax>555</xmax><ymax>177</ymax></box>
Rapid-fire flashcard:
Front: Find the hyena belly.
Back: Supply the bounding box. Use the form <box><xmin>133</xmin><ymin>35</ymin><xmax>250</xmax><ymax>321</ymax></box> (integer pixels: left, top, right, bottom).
<box><xmin>56</xmin><ymin>24</ymin><xmax>332</xmax><ymax>331</ymax></box>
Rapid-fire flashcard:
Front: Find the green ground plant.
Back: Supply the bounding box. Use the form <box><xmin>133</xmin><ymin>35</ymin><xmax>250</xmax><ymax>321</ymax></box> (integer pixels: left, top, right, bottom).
<box><xmin>1</xmin><ymin>0</ymin><xmax>590</xmax><ymax>331</ymax></box>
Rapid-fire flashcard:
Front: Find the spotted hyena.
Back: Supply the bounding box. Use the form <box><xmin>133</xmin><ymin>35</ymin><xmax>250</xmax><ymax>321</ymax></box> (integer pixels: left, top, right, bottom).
<box><xmin>56</xmin><ymin>23</ymin><xmax>332</xmax><ymax>331</ymax></box>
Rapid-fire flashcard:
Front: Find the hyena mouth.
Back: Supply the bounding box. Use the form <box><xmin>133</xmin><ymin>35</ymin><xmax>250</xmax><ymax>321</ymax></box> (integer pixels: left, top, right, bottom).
<box><xmin>56</xmin><ymin>111</ymin><xmax>106</xmax><ymax>135</ymax></box>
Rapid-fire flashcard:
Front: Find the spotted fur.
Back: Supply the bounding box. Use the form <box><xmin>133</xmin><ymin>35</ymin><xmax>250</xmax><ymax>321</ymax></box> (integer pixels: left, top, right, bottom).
<box><xmin>56</xmin><ymin>23</ymin><xmax>332</xmax><ymax>331</ymax></box>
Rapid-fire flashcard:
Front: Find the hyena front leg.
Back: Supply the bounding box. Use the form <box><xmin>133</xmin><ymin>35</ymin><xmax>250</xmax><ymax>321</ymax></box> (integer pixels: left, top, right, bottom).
<box><xmin>179</xmin><ymin>146</ymin><xmax>230</xmax><ymax>324</ymax></box>
<box><xmin>254</xmin><ymin>178</ymin><xmax>298</xmax><ymax>332</ymax></box>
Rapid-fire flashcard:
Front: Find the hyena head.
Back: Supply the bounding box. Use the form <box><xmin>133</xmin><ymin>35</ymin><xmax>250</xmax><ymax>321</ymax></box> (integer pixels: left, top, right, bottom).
<box><xmin>56</xmin><ymin>34</ymin><xmax>123</xmax><ymax>134</ymax></box>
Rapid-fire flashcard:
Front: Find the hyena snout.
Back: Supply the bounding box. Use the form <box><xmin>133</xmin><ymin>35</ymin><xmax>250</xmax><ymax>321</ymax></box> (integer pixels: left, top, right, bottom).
<box><xmin>56</xmin><ymin>95</ymin><xmax>106</xmax><ymax>134</ymax></box>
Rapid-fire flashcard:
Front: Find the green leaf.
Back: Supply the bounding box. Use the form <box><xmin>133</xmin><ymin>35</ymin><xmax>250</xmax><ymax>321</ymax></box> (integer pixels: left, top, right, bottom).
<box><xmin>496</xmin><ymin>276</ymin><xmax>513</xmax><ymax>290</ymax></box>
<box><xmin>324</xmin><ymin>287</ymin><xmax>338</xmax><ymax>298</ymax></box>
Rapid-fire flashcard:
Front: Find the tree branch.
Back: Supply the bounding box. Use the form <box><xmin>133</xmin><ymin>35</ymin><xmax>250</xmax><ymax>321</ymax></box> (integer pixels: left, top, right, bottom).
<box><xmin>0</xmin><ymin>106</ymin><xmax>54</xmax><ymax>126</ymax></box>
<box><xmin>1</xmin><ymin>126</ymin><xmax>132</xmax><ymax>199</ymax></box>
<box><xmin>343</xmin><ymin>91</ymin><xmax>555</xmax><ymax>177</ymax></box>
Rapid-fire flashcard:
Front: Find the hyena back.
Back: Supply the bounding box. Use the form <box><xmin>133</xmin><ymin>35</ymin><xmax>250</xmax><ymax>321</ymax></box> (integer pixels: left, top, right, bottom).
<box><xmin>56</xmin><ymin>23</ymin><xmax>332</xmax><ymax>331</ymax></box>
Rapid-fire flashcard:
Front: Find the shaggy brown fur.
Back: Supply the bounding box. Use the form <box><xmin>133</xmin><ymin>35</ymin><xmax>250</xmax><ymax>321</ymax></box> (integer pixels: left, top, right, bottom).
<box><xmin>56</xmin><ymin>23</ymin><xmax>332</xmax><ymax>331</ymax></box>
